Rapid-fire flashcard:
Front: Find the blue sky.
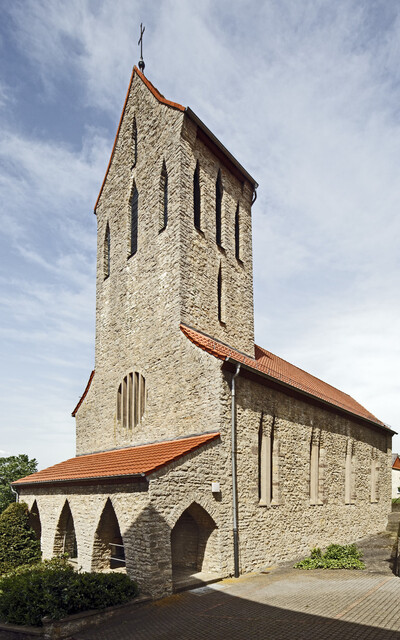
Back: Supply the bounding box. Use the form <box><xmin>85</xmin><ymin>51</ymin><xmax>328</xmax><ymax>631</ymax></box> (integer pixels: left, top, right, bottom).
<box><xmin>1</xmin><ymin>0</ymin><xmax>399</xmax><ymax>469</ymax></box>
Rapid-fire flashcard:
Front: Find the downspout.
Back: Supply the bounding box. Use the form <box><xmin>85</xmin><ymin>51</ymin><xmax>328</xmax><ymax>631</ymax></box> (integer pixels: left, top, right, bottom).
<box><xmin>10</xmin><ymin>484</ymin><xmax>19</xmax><ymax>503</ymax></box>
<box><xmin>229</xmin><ymin>360</ymin><xmax>241</xmax><ymax>578</ymax></box>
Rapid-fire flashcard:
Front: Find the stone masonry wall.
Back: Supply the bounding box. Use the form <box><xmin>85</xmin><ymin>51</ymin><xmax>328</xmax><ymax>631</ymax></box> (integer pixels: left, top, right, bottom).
<box><xmin>76</xmin><ymin>74</ymin><xmax>229</xmax><ymax>455</ymax></box>
<box><xmin>230</xmin><ymin>372</ymin><xmax>392</xmax><ymax>572</ymax></box>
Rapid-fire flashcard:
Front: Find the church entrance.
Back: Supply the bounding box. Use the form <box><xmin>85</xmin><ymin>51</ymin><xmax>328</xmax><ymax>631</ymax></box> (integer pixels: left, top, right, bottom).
<box><xmin>171</xmin><ymin>503</ymin><xmax>220</xmax><ymax>590</ymax></box>
<box><xmin>92</xmin><ymin>498</ymin><xmax>125</xmax><ymax>571</ymax></box>
<box><xmin>53</xmin><ymin>501</ymin><xmax>77</xmax><ymax>561</ymax></box>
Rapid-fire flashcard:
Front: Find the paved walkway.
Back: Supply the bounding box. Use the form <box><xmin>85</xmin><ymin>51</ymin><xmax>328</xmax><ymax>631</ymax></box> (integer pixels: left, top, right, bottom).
<box><xmin>74</xmin><ymin>534</ymin><xmax>400</xmax><ymax>640</ymax></box>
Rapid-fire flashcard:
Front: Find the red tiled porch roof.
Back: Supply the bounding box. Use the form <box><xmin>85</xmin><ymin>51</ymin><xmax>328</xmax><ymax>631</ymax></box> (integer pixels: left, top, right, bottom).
<box><xmin>393</xmin><ymin>456</ymin><xmax>400</xmax><ymax>470</ymax></box>
<box><xmin>181</xmin><ymin>324</ymin><xmax>389</xmax><ymax>431</ymax></box>
<box><xmin>13</xmin><ymin>433</ymin><xmax>220</xmax><ymax>486</ymax></box>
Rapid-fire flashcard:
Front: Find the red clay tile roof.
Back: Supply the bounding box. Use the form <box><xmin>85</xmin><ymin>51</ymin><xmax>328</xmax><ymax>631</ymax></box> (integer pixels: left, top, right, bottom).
<box><xmin>72</xmin><ymin>370</ymin><xmax>95</xmax><ymax>417</ymax></box>
<box><xmin>94</xmin><ymin>66</ymin><xmax>184</xmax><ymax>212</ymax></box>
<box><xmin>13</xmin><ymin>433</ymin><xmax>220</xmax><ymax>486</ymax></box>
<box><xmin>181</xmin><ymin>324</ymin><xmax>389</xmax><ymax>430</ymax></box>
<box><xmin>393</xmin><ymin>456</ymin><xmax>400</xmax><ymax>470</ymax></box>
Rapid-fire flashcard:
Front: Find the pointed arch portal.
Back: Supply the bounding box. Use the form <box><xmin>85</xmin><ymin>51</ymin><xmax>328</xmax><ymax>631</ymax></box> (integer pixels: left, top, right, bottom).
<box><xmin>28</xmin><ymin>500</ymin><xmax>41</xmax><ymax>543</ymax></box>
<box><xmin>171</xmin><ymin>502</ymin><xmax>219</xmax><ymax>589</ymax></box>
<box><xmin>53</xmin><ymin>500</ymin><xmax>77</xmax><ymax>559</ymax></box>
<box><xmin>92</xmin><ymin>499</ymin><xmax>125</xmax><ymax>571</ymax></box>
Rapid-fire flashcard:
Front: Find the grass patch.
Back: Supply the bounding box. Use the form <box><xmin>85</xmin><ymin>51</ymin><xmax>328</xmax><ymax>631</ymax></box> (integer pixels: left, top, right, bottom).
<box><xmin>294</xmin><ymin>544</ymin><xmax>365</xmax><ymax>570</ymax></box>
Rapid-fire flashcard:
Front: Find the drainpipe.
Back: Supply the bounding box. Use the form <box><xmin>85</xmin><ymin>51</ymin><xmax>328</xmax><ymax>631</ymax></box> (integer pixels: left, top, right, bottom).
<box><xmin>10</xmin><ymin>484</ymin><xmax>19</xmax><ymax>503</ymax></box>
<box><xmin>229</xmin><ymin>361</ymin><xmax>241</xmax><ymax>578</ymax></box>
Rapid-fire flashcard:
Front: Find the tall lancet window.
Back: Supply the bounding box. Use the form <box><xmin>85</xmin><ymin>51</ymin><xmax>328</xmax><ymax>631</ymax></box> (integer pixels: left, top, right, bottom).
<box><xmin>310</xmin><ymin>430</ymin><xmax>324</xmax><ymax>505</ymax></box>
<box><xmin>217</xmin><ymin>264</ymin><xmax>225</xmax><ymax>323</ymax></box>
<box><xmin>159</xmin><ymin>161</ymin><xmax>168</xmax><ymax>232</ymax></box>
<box><xmin>235</xmin><ymin>203</ymin><xmax>240</xmax><ymax>260</ymax></box>
<box><xmin>216</xmin><ymin>170</ymin><xmax>223</xmax><ymax>246</ymax></box>
<box><xmin>132</xmin><ymin>117</ymin><xmax>137</xmax><ymax>168</ymax></box>
<box><xmin>193</xmin><ymin>161</ymin><xmax>201</xmax><ymax>230</ymax></box>
<box><xmin>259</xmin><ymin>416</ymin><xmax>280</xmax><ymax>506</ymax></box>
<box><xmin>345</xmin><ymin>440</ymin><xmax>356</xmax><ymax>505</ymax></box>
<box><xmin>130</xmin><ymin>186</ymin><xmax>138</xmax><ymax>257</ymax></box>
<box><xmin>104</xmin><ymin>223</ymin><xmax>110</xmax><ymax>279</ymax></box>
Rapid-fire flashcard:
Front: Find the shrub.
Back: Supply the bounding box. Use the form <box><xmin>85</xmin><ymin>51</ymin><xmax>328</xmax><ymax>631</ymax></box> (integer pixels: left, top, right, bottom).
<box><xmin>0</xmin><ymin>502</ymin><xmax>41</xmax><ymax>574</ymax></box>
<box><xmin>0</xmin><ymin>557</ymin><xmax>139</xmax><ymax>626</ymax></box>
<box><xmin>294</xmin><ymin>543</ymin><xmax>365</xmax><ymax>570</ymax></box>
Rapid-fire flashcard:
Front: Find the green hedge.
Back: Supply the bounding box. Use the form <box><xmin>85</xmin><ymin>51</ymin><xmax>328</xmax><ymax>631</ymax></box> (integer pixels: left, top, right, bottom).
<box><xmin>0</xmin><ymin>502</ymin><xmax>41</xmax><ymax>574</ymax></box>
<box><xmin>0</xmin><ymin>557</ymin><xmax>139</xmax><ymax>626</ymax></box>
<box><xmin>294</xmin><ymin>543</ymin><xmax>365</xmax><ymax>570</ymax></box>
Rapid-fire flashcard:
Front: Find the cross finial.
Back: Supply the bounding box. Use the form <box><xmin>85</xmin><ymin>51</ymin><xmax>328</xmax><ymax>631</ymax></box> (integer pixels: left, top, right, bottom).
<box><xmin>138</xmin><ymin>23</ymin><xmax>145</xmax><ymax>73</ymax></box>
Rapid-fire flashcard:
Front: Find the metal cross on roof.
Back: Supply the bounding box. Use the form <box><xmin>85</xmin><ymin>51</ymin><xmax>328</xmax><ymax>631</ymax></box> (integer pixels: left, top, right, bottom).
<box><xmin>138</xmin><ymin>23</ymin><xmax>145</xmax><ymax>73</ymax></box>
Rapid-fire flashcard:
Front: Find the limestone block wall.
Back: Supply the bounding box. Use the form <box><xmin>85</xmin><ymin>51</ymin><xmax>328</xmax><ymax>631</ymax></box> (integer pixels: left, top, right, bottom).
<box><xmin>179</xmin><ymin>115</ymin><xmax>255</xmax><ymax>356</ymax></box>
<box><xmin>229</xmin><ymin>372</ymin><xmax>392</xmax><ymax>572</ymax></box>
<box><xmin>17</xmin><ymin>435</ymin><xmax>232</xmax><ymax>598</ymax></box>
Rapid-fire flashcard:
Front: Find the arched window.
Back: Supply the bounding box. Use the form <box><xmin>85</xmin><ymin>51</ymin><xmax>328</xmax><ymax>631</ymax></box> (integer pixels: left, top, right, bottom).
<box><xmin>53</xmin><ymin>500</ymin><xmax>77</xmax><ymax>560</ymax></box>
<box><xmin>193</xmin><ymin>162</ymin><xmax>201</xmax><ymax>230</ymax></box>
<box><xmin>235</xmin><ymin>203</ymin><xmax>240</xmax><ymax>260</ymax></box>
<box><xmin>159</xmin><ymin>161</ymin><xmax>168</xmax><ymax>232</ymax></box>
<box><xmin>92</xmin><ymin>499</ymin><xmax>125</xmax><ymax>571</ymax></box>
<box><xmin>132</xmin><ymin>117</ymin><xmax>137</xmax><ymax>168</ymax></box>
<box><xmin>104</xmin><ymin>223</ymin><xmax>110</xmax><ymax>279</ymax></box>
<box><xmin>130</xmin><ymin>187</ymin><xmax>138</xmax><ymax>257</ymax></box>
<box><xmin>117</xmin><ymin>371</ymin><xmax>145</xmax><ymax>429</ymax></box>
<box><xmin>216</xmin><ymin>170</ymin><xmax>222</xmax><ymax>246</ymax></box>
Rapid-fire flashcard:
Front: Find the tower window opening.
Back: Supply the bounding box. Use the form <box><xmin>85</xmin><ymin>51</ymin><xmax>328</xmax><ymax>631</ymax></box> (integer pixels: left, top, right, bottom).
<box><xmin>217</xmin><ymin>263</ymin><xmax>225</xmax><ymax>323</ymax></box>
<box><xmin>132</xmin><ymin>117</ymin><xmax>137</xmax><ymax>168</ymax></box>
<box><xmin>104</xmin><ymin>224</ymin><xmax>110</xmax><ymax>279</ymax></box>
<box><xmin>193</xmin><ymin>162</ymin><xmax>201</xmax><ymax>230</ymax></box>
<box><xmin>159</xmin><ymin>162</ymin><xmax>168</xmax><ymax>232</ymax></box>
<box><xmin>235</xmin><ymin>203</ymin><xmax>240</xmax><ymax>260</ymax></box>
<box><xmin>216</xmin><ymin>171</ymin><xmax>222</xmax><ymax>246</ymax></box>
<box><xmin>130</xmin><ymin>187</ymin><xmax>138</xmax><ymax>257</ymax></box>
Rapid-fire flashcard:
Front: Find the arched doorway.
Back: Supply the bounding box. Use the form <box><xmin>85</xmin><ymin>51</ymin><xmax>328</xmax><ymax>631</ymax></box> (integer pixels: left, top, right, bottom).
<box><xmin>171</xmin><ymin>503</ymin><xmax>219</xmax><ymax>589</ymax></box>
<box><xmin>92</xmin><ymin>498</ymin><xmax>125</xmax><ymax>571</ymax></box>
<box><xmin>28</xmin><ymin>500</ymin><xmax>41</xmax><ymax>543</ymax></box>
<box><xmin>53</xmin><ymin>501</ymin><xmax>77</xmax><ymax>560</ymax></box>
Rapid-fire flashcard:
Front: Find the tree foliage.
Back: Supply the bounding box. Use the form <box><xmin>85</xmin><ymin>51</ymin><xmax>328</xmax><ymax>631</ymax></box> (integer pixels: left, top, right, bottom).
<box><xmin>0</xmin><ymin>502</ymin><xmax>41</xmax><ymax>575</ymax></box>
<box><xmin>0</xmin><ymin>455</ymin><xmax>37</xmax><ymax>514</ymax></box>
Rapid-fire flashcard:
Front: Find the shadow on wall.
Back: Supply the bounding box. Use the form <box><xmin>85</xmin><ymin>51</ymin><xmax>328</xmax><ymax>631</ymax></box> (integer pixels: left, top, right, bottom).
<box><xmin>97</xmin><ymin>501</ymin><xmax>222</xmax><ymax>597</ymax></box>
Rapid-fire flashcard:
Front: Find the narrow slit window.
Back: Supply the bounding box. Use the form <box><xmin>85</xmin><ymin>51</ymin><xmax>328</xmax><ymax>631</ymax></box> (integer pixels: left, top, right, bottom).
<box><xmin>134</xmin><ymin>372</ymin><xmax>139</xmax><ymax>427</ymax></box>
<box><xmin>235</xmin><ymin>203</ymin><xmax>240</xmax><ymax>260</ymax></box>
<box><xmin>216</xmin><ymin>171</ymin><xmax>222</xmax><ymax>246</ymax></box>
<box><xmin>140</xmin><ymin>374</ymin><xmax>146</xmax><ymax>420</ymax></box>
<box><xmin>104</xmin><ymin>224</ymin><xmax>110</xmax><ymax>279</ymax></box>
<box><xmin>132</xmin><ymin>117</ymin><xmax>137</xmax><ymax>168</ymax></box>
<box><xmin>193</xmin><ymin>162</ymin><xmax>201</xmax><ymax>230</ymax></box>
<box><xmin>128</xmin><ymin>373</ymin><xmax>133</xmax><ymax>429</ymax></box>
<box><xmin>130</xmin><ymin>187</ymin><xmax>138</xmax><ymax>256</ymax></box>
<box><xmin>217</xmin><ymin>264</ymin><xmax>222</xmax><ymax>322</ymax></box>
<box><xmin>122</xmin><ymin>376</ymin><xmax>127</xmax><ymax>428</ymax></box>
<box><xmin>159</xmin><ymin>162</ymin><xmax>168</xmax><ymax>232</ymax></box>
<box><xmin>117</xmin><ymin>384</ymin><xmax>122</xmax><ymax>422</ymax></box>
<box><xmin>310</xmin><ymin>437</ymin><xmax>320</xmax><ymax>505</ymax></box>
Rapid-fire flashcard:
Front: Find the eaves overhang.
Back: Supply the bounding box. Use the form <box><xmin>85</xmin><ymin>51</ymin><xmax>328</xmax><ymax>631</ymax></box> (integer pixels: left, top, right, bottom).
<box><xmin>224</xmin><ymin>356</ymin><xmax>396</xmax><ymax>436</ymax></box>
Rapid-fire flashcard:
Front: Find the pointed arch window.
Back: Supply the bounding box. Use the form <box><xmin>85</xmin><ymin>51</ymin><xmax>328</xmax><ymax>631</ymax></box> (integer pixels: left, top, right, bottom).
<box><xmin>193</xmin><ymin>162</ymin><xmax>201</xmax><ymax>230</ymax></box>
<box><xmin>132</xmin><ymin>117</ymin><xmax>137</xmax><ymax>168</ymax></box>
<box><xmin>104</xmin><ymin>223</ymin><xmax>110</xmax><ymax>279</ymax></box>
<box><xmin>130</xmin><ymin>187</ymin><xmax>138</xmax><ymax>257</ymax></box>
<box><xmin>159</xmin><ymin>161</ymin><xmax>168</xmax><ymax>232</ymax></box>
<box><xmin>216</xmin><ymin>171</ymin><xmax>222</xmax><ymax>246</ymax></box>
<box><xmin>235</xmin><ymin>203</ymin><xmax>240</xmax><ymax>260</ymax></box>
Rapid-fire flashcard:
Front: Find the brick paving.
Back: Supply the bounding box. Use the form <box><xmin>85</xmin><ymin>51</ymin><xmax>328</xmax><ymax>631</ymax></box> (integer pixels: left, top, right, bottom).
<box><xmin>73</xmin><ymin>566</ymin><xmax>400</xmax><ymax>640</ymax></box>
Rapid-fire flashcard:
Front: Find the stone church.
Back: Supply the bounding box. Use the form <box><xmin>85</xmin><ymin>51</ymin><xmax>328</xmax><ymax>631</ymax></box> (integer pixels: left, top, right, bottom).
<box><xmin>14</xmin><ymin>66</ymin><xmax>393</xmax><ymax>598</ymax></box>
